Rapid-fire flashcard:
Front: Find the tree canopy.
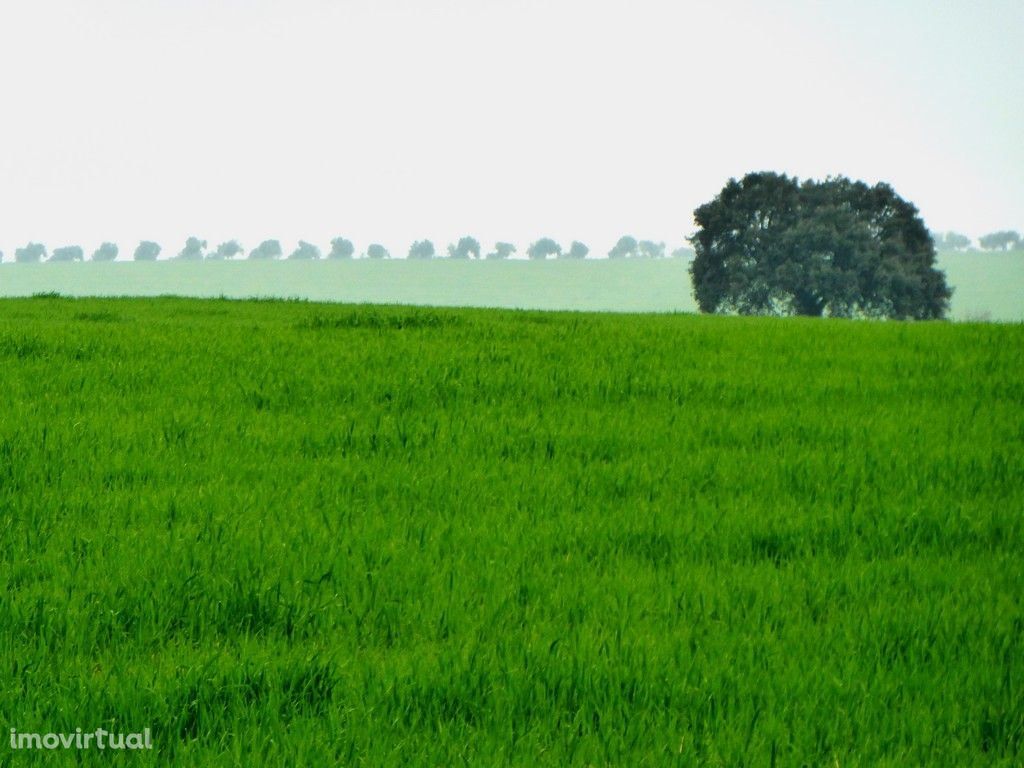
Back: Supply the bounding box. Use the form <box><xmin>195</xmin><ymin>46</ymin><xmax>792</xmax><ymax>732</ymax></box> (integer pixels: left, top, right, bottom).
<box><xmin>92</xmin><ymin>242</ymin><xmax>119</xmax><ymax>261</ymax></box>
<box><xmin>563</xmin><ymin>241</ymin><xmax>589</xmax><ymax>259</ymax></box>
<box><xmin>248</xmin><ymin>240</ymin><xmax>282</xmax><ymax>260</ymax></box>
<box><xmin>208</xmin><ymin>240</ymin><xmax>243</xmax><ymax>260</ymax></box>
<box><xmin>366</xmin><ymin>243</ymin><xmax>390</xmax><ymax>259</ymax></box>
<box><xmin>288</xmin><ymin>241</ymin><xmax>321</xmax><ymax>260</ymax></box>
<box><xmin>486</xmin><ymin>242</ymin><xmax>516</xmax><ymax>260</ymax></box>
<box><xmin>328</xmin><ymin>238</ymin><xmax>354</xmax><ymax>259</ymax></box>
<box><xmin>133</xmin><ymin>241</ymin><xmax>161</xmax><ymax>261</ymax></box>
<box><xmin>50</xmin><ymin>245</ymin><xmax>84</xmax><ymax>262</ymax></box>
<box><xmin>15</xmin><ymin>243</ymin><xmax>47</xmax><ymax>263</ymax></box>
<box><xmin>408</xmin><ymin>240</ymin><xmax>436</xmax><ymax>260</ymax></box>
<box><xmin>689</xmin><ymin>172</ymin><xmax>951</xmax><ymax>319</ymax></box>
<box><xmin>608</xmin><ymin>236</ymin><xmax>638</xmax><ymax>259</ymax></box>
<box><xmin>177</xmin><ymin>237</ymin><xmax>207</xmax><ymax>261</ymax></box>
<box><xmin>527</xmin><ymin>238</ymin><xmax>561</xmax><ymax>260</ymax></box>
<box><xmin>932</xmin><ymin>231</ymin><xmax>972</xmax><ymax>251</ymax></box>
<box><xmin>637</xmin><ymin>240</ymin><xmax>665</xmax><ymax>259</ymax></box>
<box><xmin>448</xmin><ymin>236</ymin><xmax>481</xmax><ymax>260</ymax></box>
<box><xmin>978</xmin><ymin>231</ymin><xmax>1021</xmax><ymax>251</ymax></box>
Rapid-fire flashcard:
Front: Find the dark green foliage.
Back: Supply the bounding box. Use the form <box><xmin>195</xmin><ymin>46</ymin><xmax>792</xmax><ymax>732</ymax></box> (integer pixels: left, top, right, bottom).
<box><xmin>366</xmin><ymin>243</ymin><xmax>390</xmax><ymax>259</ymax></box>
<box><xmin>563</xmin><ymin>241</ymin><xmax>589</xmax><ymax>259</ymax></box>
<box><xmin>249</xmin><ymin>240</ymin><xmax>283</xmax><ymax>260</ymax></box>
<box><xmin>690</xmin><ymin>172</ymin><xmax>952</xmax><ymax>318</ymax></box>
<box><xmin>328</xmin><ymin>238</ymin><xmax>355</xmax><ymax>260</ymax></box>
<box><xmin>15</xmin><ymin>242</ymin><xmax>47</xmax><ymax>263</ymax></box>
<box><xmin>527</xmin><ymin>238</ymin><xmax>562</xmax><ymax>260</ymax></box>
<box><xmin>486</xmin><ymin>242</ymin><xmax>516</xmax><ymax>259</ymax></box>
<box><xmin>447</xmin><ymin>236</ymin><xmax>481</xmax><ymax>260</ymax></box>
<box><xmin>288</xmin><ymin>241</ymin><xmax>321</xmax><ymax>260</ymax></box>
<box><xmin>91</xmin><ymin>242</ymin><xmax>119</xmax><ymax>261</ymax></box>
<box><xmin>0</xmin><ymin>297</ymin><xmax>1020</xmax><ymax>766</ymax></box>
<box><xmin>49</xmin><ymin>245</ymin><xmax>84</xmax><ymax>262</ymax></box>
<box><xmin>176</xmin><ymin>237</ymin><xmax>207</xmax><ymax>261</ymax></box>
<box><xmin>408</xmin><ymin>240</ymin><xmax>436</xmax><ymax>260</ymax></box>
<box><xmin>133</xmin><ymin>241</ymin><xmax>161</xmax><ymax>261</ymax></box>
<box><xmin>207</xmin><ymin>240</ymin><xmax>243</xmax><ymax>260</ymax></box>
<box><xmin>978</xmin><ymin>231</ymin><xmax>1021</xmax><ymax>251</ymax></box>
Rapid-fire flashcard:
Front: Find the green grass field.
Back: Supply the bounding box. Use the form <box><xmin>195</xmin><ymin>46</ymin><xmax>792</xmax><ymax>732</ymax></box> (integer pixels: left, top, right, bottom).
<box><xmin>1</xmin><ymin>296</ymin><xmax>1022</xmax><ymax>766</ymax></box>
<box><xmin>0</xmin><ymin>250</ymin><xmax>1021</xmax><ymax>320</ymax></box>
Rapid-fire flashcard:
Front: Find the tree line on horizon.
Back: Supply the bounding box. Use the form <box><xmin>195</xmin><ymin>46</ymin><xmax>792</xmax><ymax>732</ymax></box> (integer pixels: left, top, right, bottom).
<box><xmin>931</xmin><ymin>230</ymin><xmax>1023</xmax><ymax>251</ymax></box>
<box><xmin>0</xmin><ymin>236</ymin><xmax>697</xmax><ymax>263</ymax></box>
<box><xmin>2</xmin><ymin>228</ymin><xmax>1019</xmax><ymax>265</ymax></box>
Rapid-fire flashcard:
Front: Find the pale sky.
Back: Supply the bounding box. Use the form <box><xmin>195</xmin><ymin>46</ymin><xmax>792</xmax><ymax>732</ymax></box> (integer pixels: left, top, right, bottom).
<box><xmin>0</xmin><ymin>0</ymin><xmax>1021</xmax><ymax>259</ymax></box>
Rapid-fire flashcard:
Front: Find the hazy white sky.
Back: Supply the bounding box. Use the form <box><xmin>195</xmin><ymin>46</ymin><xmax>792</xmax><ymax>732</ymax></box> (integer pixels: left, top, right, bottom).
<box><xmin>0</xmin><ymin>0</ymin><xmax>1021</xmax><ymax>259</ymax></box>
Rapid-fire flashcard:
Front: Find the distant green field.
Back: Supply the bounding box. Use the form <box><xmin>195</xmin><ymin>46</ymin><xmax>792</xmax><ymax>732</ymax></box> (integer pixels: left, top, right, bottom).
<box><xmin>0</xmin><ymin>251</ymin><xmax>1020</xmax><ymax>320</ymax></box>
<box><xmin>1</xmin><ymin>296</ymin><xmax>1021</xmax><ymax>766</ymax></box>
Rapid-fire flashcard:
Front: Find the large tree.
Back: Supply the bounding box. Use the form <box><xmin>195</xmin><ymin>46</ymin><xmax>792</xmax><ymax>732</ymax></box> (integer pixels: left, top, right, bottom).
<box><xmin>690</xmin><ymin>172</ymin><xmax>951</xmax><ymax>319</ymax></box>
<box><xmin>366</xmin><ymin>243</ymin><xmax>390</xmax><ymax>259</ymax></box>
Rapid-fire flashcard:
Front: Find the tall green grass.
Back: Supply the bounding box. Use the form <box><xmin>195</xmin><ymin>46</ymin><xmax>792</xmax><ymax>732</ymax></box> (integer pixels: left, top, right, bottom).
<box><xmin>0</xmin><ymin>297</ymin><xmax>1021</xmax><ymax>766</ymax></box>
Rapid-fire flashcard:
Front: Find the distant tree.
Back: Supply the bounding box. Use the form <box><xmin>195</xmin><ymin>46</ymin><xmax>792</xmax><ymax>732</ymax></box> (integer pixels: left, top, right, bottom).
<box><xmin>608</xmin><ymin>236</ymin><xmax>638</xmax><ymax>259</ymax></box>
<box><xmin>366</xmin><ymin>243</ymin><xmax>390</xmax><ymax>259</ymax></box>
<box><xmin>208</xmin><ymin>240</ymin><xmax>243</xmax><ymax>260</ymax></box>
<box><xmin>176</xmin><ymin>236</ymin><xmax>207</xmax><ymax>261</ymax></box>
<box><xmin>248</xmin><ymin>240</ymin><xmax>283</xmax><ymax>260</ymax></box>
<box><xmin>91</xmin><ymin>242</ymin><xmax>119</xmax><ymax>261</ymax></box>
<box><xmin>637</xmin><ymin>240</ymin><xmax>666</xmax><ymax>259</ymax></box>
<box><xmin>527</xmin><ymin>238</ymin><xmax>561</xmax><ymax>260</ymax></box>
<box><xmin>15</xmin><ymin>243</ymin><xmax>47</xmax><ymax>263</ymax></box>
<box><xmin>563</xmin><ymin>241</ymin><xmax>589</xmax><ymax>259</ymax></box>
<box><xmin>486</xmin><ymin>242</ymin><xmax>516</xmax><ymax>260</ymax></box>
<box><xmin>408</xmin><ymin>240</ymin><xmax>436</xmax><ymax>260</ymax></box>
<box><xmin>690</xmin><ymin>172</ymin><xmax>950</xmax><ymax>319</ymax></box>
<box><xmin>327</xmin><ymin>237</ymin><xmax>355</xmax><ymax>259</ymax></box>
<box><xmin>288</xmin><ymin>241</ymin><xmax>321</xmax><ymax>260</ymax></box>
<box><xmin>932</xmin><ymin>231</ymin><xmax>972</xmax><ymax>251</ymax></box>
<box><xmin>944</xmin><ymin>232</ymin><xmax>972</xmax><ymax>250</ymax></box>
<box><xmin>49</xmin><ymin>245</ymin><xmax>84</xmax><ymax>262</ymax></box>
<box><xmin>670</xmin><ymin>246</ymin><xmax>695</xmax><ymax>259</ymax></box>
<box><xmin>447</xmin><ymin>236</ymin><xmax>481</xmax><ymax>260</ymax></box>
<box><xmin>978</xmin><ymin>230</ymin><xmax>1021</xmax><ymax>251</ymax></box>
<box><xmin>133</xmin><ymin>241</ymin><xmax>161</xmax><ymax>261</ymax></box>
<box><xmin>133</xmin><ymin>242</ymin><xmax>160</xmax><ymax>261</ymax></box>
